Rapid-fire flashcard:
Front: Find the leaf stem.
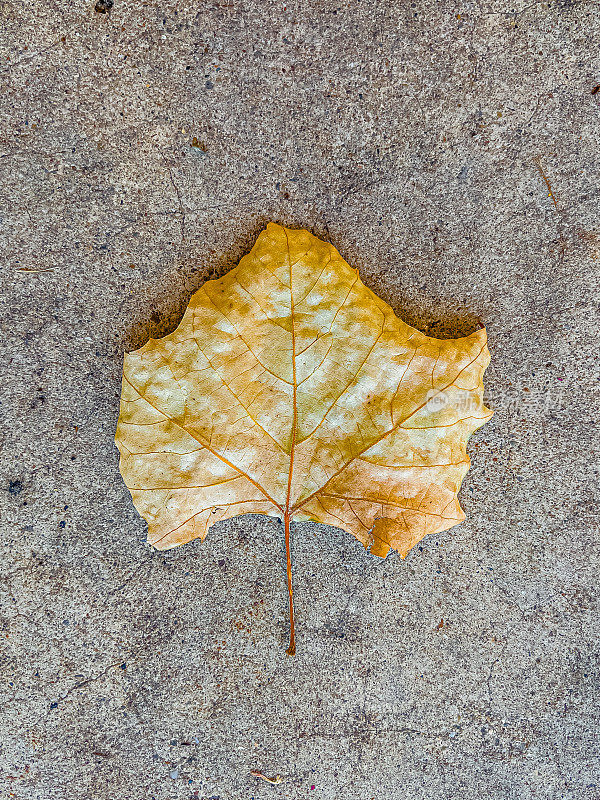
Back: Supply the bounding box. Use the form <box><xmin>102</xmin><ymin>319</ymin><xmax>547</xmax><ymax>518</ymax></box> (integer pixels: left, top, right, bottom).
<box><xmin>284</xmin><ymin>228</ymin><xmax>297</xmax><ymax>656</ymax></box>
<box><xmin>284</xmin><ymin>509</ymin><xmax>296</xmax><ymax>656</ymax></box>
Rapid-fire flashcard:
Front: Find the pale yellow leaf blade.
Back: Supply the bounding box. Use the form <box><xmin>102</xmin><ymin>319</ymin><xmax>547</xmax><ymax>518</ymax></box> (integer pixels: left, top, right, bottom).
<box><xmin>115</xmin><ymin>222</ymin><xmax>492</xmax><ymax>560</ymax></box>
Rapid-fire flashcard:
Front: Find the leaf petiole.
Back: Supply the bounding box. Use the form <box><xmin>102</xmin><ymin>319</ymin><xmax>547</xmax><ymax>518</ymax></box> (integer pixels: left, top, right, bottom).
<box><xmin>284</xmin><ymin>510</ymin><xmax>296</xmax><ymax>656</ymax></box>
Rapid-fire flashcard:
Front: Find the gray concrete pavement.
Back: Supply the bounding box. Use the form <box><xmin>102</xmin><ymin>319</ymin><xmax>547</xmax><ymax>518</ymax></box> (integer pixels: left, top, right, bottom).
<box><xmin>1</xmin><ymin>1</ymin><xmax>599</xmax><ymax>798</ymax></box>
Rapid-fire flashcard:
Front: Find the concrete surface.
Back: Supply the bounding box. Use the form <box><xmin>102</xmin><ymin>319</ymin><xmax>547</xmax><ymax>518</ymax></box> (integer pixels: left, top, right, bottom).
<box><xmin>1</xmin><ymin>1</ymin><xmax>599</xmax><ymax>798</ymax></box>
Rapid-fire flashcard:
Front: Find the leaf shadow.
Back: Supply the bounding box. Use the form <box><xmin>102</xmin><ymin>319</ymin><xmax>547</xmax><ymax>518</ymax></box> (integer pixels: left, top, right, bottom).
<box><xmin>119</xmin><ymin>217</ymin><xmax>272</xmax><ymax>353</ymax></box>
<box><xmin>119</xmin><ymin>217</ymin><xmax>487</xmax><ymax>355</ymax></box>
<box><xmin>321</xmin><ymin>233</ymin><xmax>487</xmax><ymax>340</ymax></box>
<box><xmin>385</xmin><ymin>298</ymin><xmax>485</xmax><ymax>340</ymax></box>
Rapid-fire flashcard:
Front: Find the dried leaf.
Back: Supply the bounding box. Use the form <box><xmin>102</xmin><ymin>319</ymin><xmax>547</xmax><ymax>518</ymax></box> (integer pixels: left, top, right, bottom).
<box><xmin>250</xmin><ymin>770</ymin><xmax>283</xmax><ymax>784</ymax></box>
<box><xmin>116</xmin><ymin>223</ymin><xmax>492</xmax><ymax>652</ymax></box>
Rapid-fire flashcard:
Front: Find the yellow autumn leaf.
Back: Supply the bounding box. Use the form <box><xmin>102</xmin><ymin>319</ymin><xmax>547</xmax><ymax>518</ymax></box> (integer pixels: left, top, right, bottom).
<box><xmin>116</xmin><ymin>222</ymin><xmax>492</xmax><ymax>653</ymax></box>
